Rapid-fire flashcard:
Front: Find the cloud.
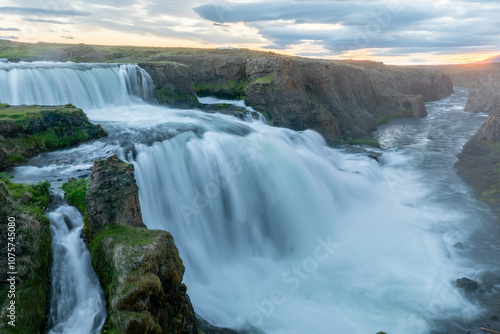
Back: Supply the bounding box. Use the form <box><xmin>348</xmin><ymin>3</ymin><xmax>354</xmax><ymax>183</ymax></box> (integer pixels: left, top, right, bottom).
<box><xmin>0</xmin><ymin>35</ymin><xmax>19</xmax><ymax>40</ymax></box>
<box><xmin>23</xmin><ymin>18</ymin><xmax>69</xmax><ymax>24</ymax></box>
<box><xmin>193</xmin><ymin>0</ymin><xmax>500</xmax><ymax>57</ymax></box>
<box><xmin>0</xmin><ymin>27</ymin><xmax>20</xmax><ymax>31</ymax></box>
<box><xmin>61</xmin><ymin>35</ymin><xmax>74</xmax><ymax>39</ymax></box>
<box><xmin>0</xmin><ymin>6</ymin><xmax>89</xmax><ymax>17</ymax></box>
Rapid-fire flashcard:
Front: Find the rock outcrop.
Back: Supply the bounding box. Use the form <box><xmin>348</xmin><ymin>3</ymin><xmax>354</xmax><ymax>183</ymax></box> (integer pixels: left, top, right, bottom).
<box><xmin>64</xmin><ymin>156</ymin><xmax>199</xmax><ymax>334</ymax></box>
<box><xmin>0</xmin><ymin>179</ymin><xmax>51</xmax><ymax>334</ymax></box>
<box><xmin>0</xmin><ymin>41</ymin><xmax>454</xmax><ymax>144</ymax></box>
<box><xmin>157</xmin><ymin>55</ymin><xmax>453</xmax><ymax>143</ymax></box>
<box><xmin>0</xmin><ymin>104</ymin><xmax>106</xmax><ymax>171</ymax></box>
<box><xmin>139</xmin><ymin>63</ymin><xmax>199</xmax><ymax>108</ymax></box>
<box><xmin>455</xmin><ymin>107</ymin><xmax>500</xmax><ymax>214</ymax></box>
<box><xmin>86</xmin><ymin>155</ymin><xmax>145</xmax><ymax>235</ymax></box>
<box><xmin>431</xmin><ymin>63</ymin><xmax>500</xmax><ymax>113</ymax></box>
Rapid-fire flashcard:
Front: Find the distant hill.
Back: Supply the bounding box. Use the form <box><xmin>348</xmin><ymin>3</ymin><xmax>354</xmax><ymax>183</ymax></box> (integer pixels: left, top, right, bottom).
<box><xmin>480</xmin><ymin>55</ymin><xmax>500</xmax><ymax>63</ymax></box>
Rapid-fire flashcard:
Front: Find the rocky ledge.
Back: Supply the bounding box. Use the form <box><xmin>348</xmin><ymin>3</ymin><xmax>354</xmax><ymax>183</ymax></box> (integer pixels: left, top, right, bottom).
<box><xmin>0</xmin><ymin>104</ymin><xmax>106</xmax><ymax>171</ymax></box>
<box><xmin>63</xmin><ymin>155</ymin><xmax>199</xmax><ymax>334</ymax></box>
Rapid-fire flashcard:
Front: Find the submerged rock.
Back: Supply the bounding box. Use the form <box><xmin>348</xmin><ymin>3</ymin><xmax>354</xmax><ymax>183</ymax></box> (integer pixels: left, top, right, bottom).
<box><xmin>456</xmin><ymin>277</ymin><xmax>479</xmax><ymax>291</ymax></box>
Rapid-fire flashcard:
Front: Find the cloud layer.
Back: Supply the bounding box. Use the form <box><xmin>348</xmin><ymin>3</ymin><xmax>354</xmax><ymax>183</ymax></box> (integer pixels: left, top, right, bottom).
<box><xmin>0</xmin><ymin>0</ymin><xmax>499</xmax><ymax>63</ymax></box>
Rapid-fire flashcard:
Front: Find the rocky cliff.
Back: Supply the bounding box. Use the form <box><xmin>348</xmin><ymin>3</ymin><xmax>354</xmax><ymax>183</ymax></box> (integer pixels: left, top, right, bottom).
<box><xmin>0</xmin><ymin>42</ymin><xmax>454</xmax><ymax>145</ymax></box>
<box><xmin>63</xmin><ymin>155</ymin><xmax>199</xmax><ymax>334</ymax></box>
<box><xmin>0</xmin><ymin>104</ymin><xmax>106</xmax><ymax>171</ymax></box>
<box><xmin>455</xmin><ymin>108</ymin><xmax>500</xmax><ymax>214</ymax></box>
<box><xmin>0</xmin><ymin>179</ymin><xmax>51</xmax><ymax>334</ymax></box>
<box><xmin>138</xmin><ymin>63</ymin><xmax>199</xmax><ymax>108</ymax></box>
<box><xmin>451</xmin><ymin>64</ymin><xmax>500</xmax><ymax>215</ymax></box>
<box><xmin>154</xmin><ymin>55</ymin><xmax>453</xmax><ymax>143</ymax></box>
<box><xmin>430</xmin><ymin>63</ymin><xmax>500</xmax><ymax>113</ymax></box>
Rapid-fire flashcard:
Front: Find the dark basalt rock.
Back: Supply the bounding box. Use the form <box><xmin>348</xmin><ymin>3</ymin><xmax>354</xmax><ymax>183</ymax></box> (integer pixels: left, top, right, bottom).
<box><xmin>456</xmin><ymin>277</ymin><xmax>479</xmax><ymax>291</ymax></box>
<box><xmin>84</xmin><ymin>155</ymin><xmax>199</xmax><ymax>334</ymax></box>
<box><xmin>86</xmin><ymin>155</ymin><xmax>145</xmax><ymax>234</ymax></box>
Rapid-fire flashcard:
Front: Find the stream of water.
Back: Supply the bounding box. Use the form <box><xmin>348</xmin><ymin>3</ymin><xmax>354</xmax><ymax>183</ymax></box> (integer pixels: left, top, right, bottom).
<box><xmin>2</xmin><ymin>62</ymin><xmax>496</xmax><ymax>334</ymax></box>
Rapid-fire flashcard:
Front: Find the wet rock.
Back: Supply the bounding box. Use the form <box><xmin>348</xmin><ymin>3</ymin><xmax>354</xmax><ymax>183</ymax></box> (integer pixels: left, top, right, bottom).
<box><xmin>456</xmin><ymin>277</ymin><xmax>479</xmax><ymax>291</ymax></box>
<box><xmin>86</xmin><ymin>156</ymin><xmax>199</xmax><ymax>334</ymax></box>
<box><xmin>86</xmin><ymin>155</ymin><xmax>146</xmax><ymax>235</ymax></box>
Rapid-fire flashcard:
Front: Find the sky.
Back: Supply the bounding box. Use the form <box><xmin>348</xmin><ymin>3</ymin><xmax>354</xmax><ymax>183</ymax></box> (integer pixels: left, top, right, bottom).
<box><xmin>0</xmin><ymin>0</ymin><xmax>499</xmax><ymax>64</ymax></box>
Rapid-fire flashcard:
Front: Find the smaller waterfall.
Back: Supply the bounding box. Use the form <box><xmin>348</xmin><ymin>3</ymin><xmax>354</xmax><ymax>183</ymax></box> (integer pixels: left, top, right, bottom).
<box><xmin>0</xmin><ymin>62</ymin><xmax>154</xmax><ymax>108</ymax></box>
<box><xmin>46</xmin><ymin>200</ymin><xmax>107</xmax><ymax>334</ymax></box>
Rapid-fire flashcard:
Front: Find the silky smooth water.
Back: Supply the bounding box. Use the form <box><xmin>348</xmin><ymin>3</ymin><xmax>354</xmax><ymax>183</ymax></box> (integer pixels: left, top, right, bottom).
<box><xmin>5</xmin><ymin>62</ymin><xmax>495</xmax><ymax>334</ymax></box>
<box><xmin>46</xmin><ymin>201</ymin><xmax>107</xmax><ymax>334</ymax></box>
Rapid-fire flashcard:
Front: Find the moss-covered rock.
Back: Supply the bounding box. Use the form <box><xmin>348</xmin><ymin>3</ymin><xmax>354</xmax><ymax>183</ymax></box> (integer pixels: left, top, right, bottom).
<box><xmin>86</xmin><ymin>155</ymin><xmax>145</xmax><ymax>239</ymax></box>
<box><xmin>0</xmin><ymin>104</ymin><xmax>106</xmax><ymax>171</ymax></box>
<box><xmin>64</xmin><ymin>155</ymin><xmax>200</xmax><ymax>334</ymax></box>
<box><xmin>0</xmin><ymin>177</ymin><xmax>52</xmax><ymax>333</ymax></box>
<box><xmin>139</xmin><ymin>63</ymin><xmax>199</xmax><ymax>108</ymax></box>
<box><xmin>91</xmin><ymin>225</ymin><xmax>199</xmax><ymax>334</ymax></box>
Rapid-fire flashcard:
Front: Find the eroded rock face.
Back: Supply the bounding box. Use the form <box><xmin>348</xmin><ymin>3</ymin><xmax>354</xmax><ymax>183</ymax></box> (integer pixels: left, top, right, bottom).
<box><xmin>157</xmin><ymin>55</ymin><xmax>453</xmax><ymax>143</ymax></box>
<box><xmin>86</xmin><ymin>155</ymin><xmax>145</xmax><ymax>234</ymax></box>
<box><xmin>86</xmin><ymin>155</ymin><xmax>199</xmax><ymax>334</ymax></box>
<box><xmin>465</xmin><ymin>71</ymin><xmax>500</xmax><ymax>113</ymax></box>
<box><xmin>139</xmin><ymin>63</ymin><xmax>199</xmax><ymax>108</ymax></box>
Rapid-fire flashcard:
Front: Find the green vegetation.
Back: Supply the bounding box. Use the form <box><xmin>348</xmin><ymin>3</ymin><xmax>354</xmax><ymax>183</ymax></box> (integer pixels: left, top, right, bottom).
<box><xmin>250</xmin><ymin>75</ymin><xmax>274</xmax><ymax>85</ymax></box>
<box><xmin>0</xmin><ymin>40</ymin><xmax>279</xmax><ymax>63</ymax></box>
<box><xmin>195</xmin><ymin>75</ymin><xmax>274</xmax><ymax>99</ymax></box>
<box><xmin>0</xmin><ymin>176</ymin><xmax>52</xmax><ymax>334</ymax></box>
<box><xmin>90</xmin><ymin>225</ymin><xmax>170</xmax><ymax>333</ymax></box>
<box><xmin>195</xmin><ymin>78</ymin><xmax>249</xmax><ymax>99</ymax></box>
<box><xmin>62</xmin><ymin>178</ymin><xmax>92</xmax><ymax>240</ymax></box>
<box><xmin>0</xmin><ymin>105</ymin><xmax>106</xmax><ymax>171</ymax></box>
<box><xmin>340</xmin><ymin>137</ymin><xmax>381</xmax><ymax>148</ymax></box>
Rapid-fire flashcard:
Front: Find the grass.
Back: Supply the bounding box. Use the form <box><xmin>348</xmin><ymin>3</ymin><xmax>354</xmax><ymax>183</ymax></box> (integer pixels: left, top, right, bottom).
<box><xmin>0</xmin><ymin>40</ymin><xmax>280</xmax><ymax>63</ymax></box>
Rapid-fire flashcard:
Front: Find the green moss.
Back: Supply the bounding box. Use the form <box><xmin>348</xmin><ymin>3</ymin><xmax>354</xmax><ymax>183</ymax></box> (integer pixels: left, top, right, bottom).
<box><xmin>195</xmin><ymin>78</ymin><xmax>249</xmax><ymax>99</ymax></box>
<box><xmin>62</xmin><ymin>178</ymin><xmax>88</xmax><ymax>214</ymax></box>
<box><xmin>0</xmin><ymin>179</ymin><xmax>51</xmax><ymax>334</ymax></box>
<box><xmin>0</xmin><ymin>105</ymin><xmax>106</xmax><ymax>171</ymax></box>
<box><xmin>216</xmin><ymin>103</ymin><xmax>229</xmax><ymax>108</ymax></box>
<box><xmin>250</xmin><ymin>75</ymin><xmax>274</xmax><ymax>85</ymax></box>
<box><xmin>340</xmin><ymin>138</ymin><xmax>381</xmax><ymax>148</ymax></box>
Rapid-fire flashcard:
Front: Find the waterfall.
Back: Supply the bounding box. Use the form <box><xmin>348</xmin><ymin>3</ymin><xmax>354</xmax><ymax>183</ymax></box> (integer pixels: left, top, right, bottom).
<box><xmin>5</xmin><ymin>62</ymin><xmax>491</xmax><ymax>334</ymax></box>
<box><xmin>0</xmin><ymin>61</ymin><xmax>154</xmax><ymax>108</ymax></box>
<box><xmin>46</xmin><ymin>202</ymin><xmax>107</xmax><ymax>334</ymax></box>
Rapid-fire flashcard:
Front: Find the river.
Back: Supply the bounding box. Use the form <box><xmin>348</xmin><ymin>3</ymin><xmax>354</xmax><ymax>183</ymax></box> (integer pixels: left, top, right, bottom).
<box><xmin>2</xmin><ymin>62</ymin><xmax>496</xmax><ymax>334</ymax></box>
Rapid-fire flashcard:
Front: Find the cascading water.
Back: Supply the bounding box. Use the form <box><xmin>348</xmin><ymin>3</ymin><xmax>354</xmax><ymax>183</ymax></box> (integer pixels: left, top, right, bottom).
<box><xmin>0</xmin><ymin>61</ymin><xmax>154</xmax><ymax>108</ymax></box>
<box><xmin>5</xmin><ymin>62</ymin><xmax>497</xmax><ymax>334</ymax></box>
<box><xmin>46</xmin><ymin>198</ymin><xmax>107</xmax><ymax>334</ymax></box>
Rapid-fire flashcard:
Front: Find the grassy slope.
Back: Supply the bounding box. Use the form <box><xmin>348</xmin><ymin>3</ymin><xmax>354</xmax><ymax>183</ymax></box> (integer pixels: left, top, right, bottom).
<box><xmin>0</xmin><ymin>40</ymin><xmax>278</xmax><ymax>63</ymax></box>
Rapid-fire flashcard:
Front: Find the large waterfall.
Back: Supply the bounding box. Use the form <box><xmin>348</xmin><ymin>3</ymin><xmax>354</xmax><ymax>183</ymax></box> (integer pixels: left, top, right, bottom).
<box><xmin>0</xmin><ymin>62</ymin><xmax>154</xmax><ymax>108</ymax></box>
<box><xmin>5</xmin><ymin>62</ymin><xmax>496</xmax><ymax>334</ymax></box>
